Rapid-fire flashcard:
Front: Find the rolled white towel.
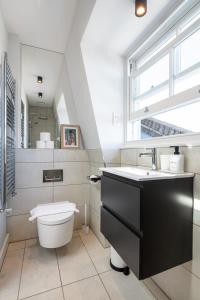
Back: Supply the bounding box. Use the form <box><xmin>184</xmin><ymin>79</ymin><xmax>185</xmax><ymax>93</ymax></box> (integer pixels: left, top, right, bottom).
<box><xmin>29</xmin><ymin>201</ymin><xmax>79</xmax><ymax>222</ymax></box>
<box><xmin>40</xmin><ymin>132</ymin><xmax>51</xmax><ymax>141</ymax></box>
<box><xmin>36</xmin><ymin>141</ymin><xmax>46</xmax><ymax>149</ymax></box>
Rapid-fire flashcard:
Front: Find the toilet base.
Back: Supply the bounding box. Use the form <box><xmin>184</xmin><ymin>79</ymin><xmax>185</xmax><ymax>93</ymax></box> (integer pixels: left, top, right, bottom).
<box><xmin>38</xmin><ymin>216</ymin><xmax>74</xmax><ymax>248</ymax></box>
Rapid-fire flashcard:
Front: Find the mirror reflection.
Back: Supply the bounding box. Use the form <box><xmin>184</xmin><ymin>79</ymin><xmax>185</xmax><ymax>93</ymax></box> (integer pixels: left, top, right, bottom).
<box><xmin>21</xmin><ymin>45</ymin><xmax>69</xmax><ymax>149</ymax></box>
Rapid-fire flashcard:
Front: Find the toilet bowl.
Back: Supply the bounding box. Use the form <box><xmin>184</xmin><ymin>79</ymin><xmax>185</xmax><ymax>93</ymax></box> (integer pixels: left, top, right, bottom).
<box><xmin>29</xmin><ymin>201</ymin><xmax>78</xmax><ymax>248</ymax></box>
<box><xmin>37</xmin><ymin>211</ymin><xmax>74</xmax><ymax>248</ymax></box>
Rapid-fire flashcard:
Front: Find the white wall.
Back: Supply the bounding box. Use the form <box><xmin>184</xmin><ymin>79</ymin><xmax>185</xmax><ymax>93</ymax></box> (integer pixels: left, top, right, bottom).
<box><xmin>7</xmin><ymin>33</ymin><xmax>21</xmax><ymax>148</ymax></box>
<box><xmin>0</xmin><ymin>9</ymin><xmax>7</xmax><ymax>55</ymax></box>
<box><xmin>8</xmin><ymin>149</ymin><xmax>90</xmax><ymax>241</ymax></box>
<box><xmin>21</xmin><ymin>85</ymin><xmax>28</xmax><ymax>148</ymax></box>
<box><xmin>81</xmin><ymin>2</ymin><xmax>124</xmax><ymax>150</ymax></box>
<box><xmin>54</xmin><ymin>59</ymin><xmax>78</xmax><ymax>125</ymax></box>
<box><xmin>65</xmin><ymin>0</ymin><xmax>101</xmax><ymax>150</ymax></box>
<box><xmin>66</xmin><ymin>0</ymin><xmax>124</xmax><ymax>152</ymax></box>
<box><xmin>0</xmin><ymin>8</ymin><xmax>7</xmax><ymax>250</ymax></box>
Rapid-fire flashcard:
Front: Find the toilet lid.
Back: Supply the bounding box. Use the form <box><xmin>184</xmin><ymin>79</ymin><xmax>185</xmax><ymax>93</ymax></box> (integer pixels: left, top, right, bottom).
<box><xmin>38</xmin><ymin>211</ymin><xmax>74</xmax><ymax>225</ymax></box>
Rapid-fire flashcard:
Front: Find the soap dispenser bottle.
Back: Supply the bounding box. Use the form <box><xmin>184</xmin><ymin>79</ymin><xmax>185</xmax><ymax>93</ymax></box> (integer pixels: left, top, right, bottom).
<box><xmin>169</xmin><ymin>146</ymin><xmax>184</xmax><ymax>173</ymax></box>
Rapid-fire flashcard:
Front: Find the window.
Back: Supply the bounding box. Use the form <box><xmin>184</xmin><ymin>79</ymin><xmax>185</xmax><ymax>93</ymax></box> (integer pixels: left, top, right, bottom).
<box><xmin>132</xmin><ymin>101</ymin><xmax>200</xmax><ymax>140</ymax></box>
<box><xmin>127</xmin><ymin>3</ymin><xmax>200</xmax><ymax>142</ymax></box>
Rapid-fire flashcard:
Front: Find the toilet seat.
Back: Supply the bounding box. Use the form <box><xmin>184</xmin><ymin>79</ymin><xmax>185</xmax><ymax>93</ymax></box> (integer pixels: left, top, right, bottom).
<box><xmin>38</xmin><ymin>211</ymin><xmax>74</xmax><ymax>226</ymax></box>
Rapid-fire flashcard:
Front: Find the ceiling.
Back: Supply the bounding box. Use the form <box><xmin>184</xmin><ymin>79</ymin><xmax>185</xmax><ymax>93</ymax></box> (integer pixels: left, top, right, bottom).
<box><xmin>1</xmin><ymin>0</ymin><xmax>183</xmax><ymax>107</ymax></box>
<box><xmin>82</xmin><ymin>0</ymin><xmax>183</xmax><ymax>55</ymax></box>
<box><xmin>0</xmin><ymin>0</ymin><xmax>77</xmax><ymax>107</ymax></box>
<box><xmin>22</xmin><ymin>45</ymin><xmax>63</xmax><ymax>107</ymax></box>
<box><xmin>0</xmin><ymin>0</ymin><xmax>77</xmax><ymax>53</ymax></box>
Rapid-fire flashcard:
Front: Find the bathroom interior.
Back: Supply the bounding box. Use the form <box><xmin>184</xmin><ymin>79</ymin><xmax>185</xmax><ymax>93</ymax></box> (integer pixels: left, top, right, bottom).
<box><xmin>0</xmin><ymin>0</ymin><xmax>200</xmax><ymax>299</ymax></box>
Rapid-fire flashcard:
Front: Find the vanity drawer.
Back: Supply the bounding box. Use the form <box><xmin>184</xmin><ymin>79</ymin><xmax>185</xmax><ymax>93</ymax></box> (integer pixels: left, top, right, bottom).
<box><xmin>101</xmin><ymin>207</ymin><xmax>141</xmax><ymax>278</ymax></box>
<box><xmin>101</xmin><ymin>175</ymin><xmax>141</xmax><ymax>231</ymax></box>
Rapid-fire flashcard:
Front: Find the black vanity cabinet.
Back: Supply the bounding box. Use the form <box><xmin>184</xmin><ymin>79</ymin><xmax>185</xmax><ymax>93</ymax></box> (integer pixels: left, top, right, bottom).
<box><xmin>100</xmin><ymin>172</ymin><xmax>193</xmax><ymax>280</ymax></box>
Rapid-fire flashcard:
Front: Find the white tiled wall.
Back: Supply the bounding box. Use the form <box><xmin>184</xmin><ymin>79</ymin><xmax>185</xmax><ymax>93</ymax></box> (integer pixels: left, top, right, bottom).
<box><xmin>87</xmin><ymin>149</ymin><xmax>121</xmax><ymax>247</ymax></box>
<box><xmin>7</xmin><ymin>149</ymin><xmax>90</xmax><ymax>242</ymax></box>
<box><xmin>121</xmin><ymin>146</ymin><xmax>200</xmax><ymax>300</ymax></box>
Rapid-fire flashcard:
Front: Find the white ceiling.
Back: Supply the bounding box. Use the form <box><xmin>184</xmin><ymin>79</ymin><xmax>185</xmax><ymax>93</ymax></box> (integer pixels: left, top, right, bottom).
<box><xmin>22</xmin><ymin>45</ymin><xmax>63</xmax><ymax>107</ymax></box>
<box><xmin>82</xmin><ymin>0</ymin><xmax>183</xmax><ymax>55</ymax></box>
<box><xmin>1</xmin><ymin>0</ymin><xmax>183</xmax><ymax>108</ymax></box>
<box><xmin>0</xmin><ymin>0</ymin><xmax>77</xmax><ymax>53</ymax></box>
<box><xmin>0</xmin><ymin>0</ymin><xmax>77</xmax><ymax>107</ymax></box>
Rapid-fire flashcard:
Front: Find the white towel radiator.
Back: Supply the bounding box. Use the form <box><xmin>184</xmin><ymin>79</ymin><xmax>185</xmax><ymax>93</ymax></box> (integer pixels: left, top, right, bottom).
<box><xmin>0</xmin><ymin>52</ymin><xmax>16</xmax><ymax>212</ymax></box>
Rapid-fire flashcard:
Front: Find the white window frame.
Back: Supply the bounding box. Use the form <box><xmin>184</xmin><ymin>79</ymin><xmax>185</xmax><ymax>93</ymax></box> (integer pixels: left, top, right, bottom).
<box><xmin>125</xmin><ymin>2</ymin><xmax>200</xmax><ymax>147</ymax></box>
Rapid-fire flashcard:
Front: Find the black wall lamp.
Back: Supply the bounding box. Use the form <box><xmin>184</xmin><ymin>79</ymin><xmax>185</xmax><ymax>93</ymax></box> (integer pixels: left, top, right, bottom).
<box><xmin>135</xmin><ymin>0</ymin><xmax>147</xmax><ymax>17</ymax></box>
<box><xmin>38</xmin><ymin>92</ymin><xmax>43</xmax><ymax>98</ymax></box>
<box><xmin>37</xmin><ymin>76</ymin><xmax>43</xmax><ymax>84</ymax></box>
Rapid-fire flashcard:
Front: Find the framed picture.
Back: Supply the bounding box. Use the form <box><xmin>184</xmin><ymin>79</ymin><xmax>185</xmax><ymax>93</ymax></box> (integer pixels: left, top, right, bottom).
<box><xmin>61</xmin><ymin>125</ymin><xmax>80</xmax><ymax>149</ymax></box>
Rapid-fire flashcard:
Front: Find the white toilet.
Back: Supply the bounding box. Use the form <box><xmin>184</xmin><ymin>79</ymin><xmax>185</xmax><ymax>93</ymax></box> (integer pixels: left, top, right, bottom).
<box><xmin>29</xmin><ymin>201</ymin><xmax>77</xmax><ymax>248</ymax></box>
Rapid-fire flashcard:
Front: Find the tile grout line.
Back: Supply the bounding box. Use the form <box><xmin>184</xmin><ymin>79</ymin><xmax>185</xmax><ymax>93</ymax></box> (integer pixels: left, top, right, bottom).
<box><xmin>150</xmin><ymin>278</ymin><xmax>172</xmax><ymax>300</ymax></box>
<box><xmin>182</xmin><ymin>264</ymin><xmax>200</xmax><ymax>281</ymax></box>
<box><xmin>55</xmin><ymin>248</ymin><xmax>65</xmax><ymax>300</ymax></box>
<box><xmin>15</xmin><ymin>183</ymin><xmax>89</xmax><ymax>190</ymax></box>
<box><xmin>16</xmin><ymin>160</ymin><xmax>90</xmax><ymax>164</ymax></box>
<box><xmin>142</xmin><ymin>281</ymin><xmax>158</xmax><ymax>300</ymax></box>
<box><xmin>61</xmin><ymin>273</ymin><xmax>102</xmax><ymax>287</ymax></box>
<box><xmin>144</xmin><ymin>279</ymin><xmax>171</xmax><ymax>300</ymax></box>
<box><xmin>19</xmin><ymin>286</ymin><xmax>63</xmax><ymax>300</ymax></box>
<box><xmin>77</xmin><ymin>231</ymin><xmax>112</xmax><ymax>300</ymax></box>
<box><xmin>0</xmin><ymin>241</ymin><xmax>13</xmax><ymax>272</ymax></box>
<box><xmin>15</xmin><ymin>182</ymin><xmax>89</xmax><ymax>190</ymax></box>
<box><xmin>97</xmin><ymin>273</ymin><xmax>112</xmax><ymax>300</ymax></box>
<box><xmin>16</xmin><ymin>245</ymin><xmax>26</xmax><ymax>300</ymax></box>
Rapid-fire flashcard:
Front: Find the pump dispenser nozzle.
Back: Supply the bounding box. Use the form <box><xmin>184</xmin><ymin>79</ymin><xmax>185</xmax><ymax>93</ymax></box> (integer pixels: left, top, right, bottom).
<box><xmin>170</xmin><ymin>146</ymin><xmax>180</xmax><ymax>155</ymax></box>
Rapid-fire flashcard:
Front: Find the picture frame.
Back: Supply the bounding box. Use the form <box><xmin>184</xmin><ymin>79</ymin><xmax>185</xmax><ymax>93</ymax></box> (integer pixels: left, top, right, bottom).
<box><xmin>60</xmin><ymin>125</ymin><xmax>80</xmax><ymax>149</ymax></box>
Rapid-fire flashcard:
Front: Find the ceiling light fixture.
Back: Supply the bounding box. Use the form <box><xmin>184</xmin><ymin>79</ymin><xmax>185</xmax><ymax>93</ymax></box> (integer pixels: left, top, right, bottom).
<box><xmin>38</xmin><ymin>92</ymin><xmax>43</xmax><ymax>98</ymax></box>
<box><xmin>135</xmin><ymin>0</ymin><xmax>147</xmax><ymax>17</ymax></box>
<box><xmin>37</xmin><ymin>76</ymin><xmax>43</xmax><ymax>84</ymax></box>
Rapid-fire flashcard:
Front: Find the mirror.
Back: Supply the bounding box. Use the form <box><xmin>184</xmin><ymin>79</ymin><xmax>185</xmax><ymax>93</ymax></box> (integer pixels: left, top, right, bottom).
<box><xmin>21</xmin><ymin>45</ymin><xmax>69</xmax><ymax>149</ymax></box>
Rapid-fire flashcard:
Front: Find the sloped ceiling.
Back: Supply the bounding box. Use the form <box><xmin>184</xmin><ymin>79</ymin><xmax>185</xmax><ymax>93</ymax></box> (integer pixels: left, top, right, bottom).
<box><xmin>0</xmin><ymin>0</ymin><xmax>77</xmax><ymax>53</ymax></box>
<box><xmin>21</xmin><ymin>45</ymin><xmax>63</xmax><ymax>107</ymax></box>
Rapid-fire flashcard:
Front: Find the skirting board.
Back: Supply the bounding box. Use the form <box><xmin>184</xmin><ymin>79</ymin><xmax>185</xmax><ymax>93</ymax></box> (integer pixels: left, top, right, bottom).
<box><xmin>0</xmin><ymin>233</ymin><xmax>9</xmax><ymax>270</ymax></box>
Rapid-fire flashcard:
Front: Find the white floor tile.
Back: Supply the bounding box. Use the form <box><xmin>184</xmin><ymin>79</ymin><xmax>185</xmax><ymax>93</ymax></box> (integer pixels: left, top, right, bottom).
<box><xmin>143</xmin><ymin>278</ymin><xmax>170</xmax><ymax>300</ymax></box>
<box><xmin>22</xmin><ymin>287</ymin><xmax>64</xmax><ymax>300</ymax></box>
<box><xmin>100</xmin><ymin>271</ymin><xmax>155</xmax><ymax>300</ymax></box>
<box><xmin>73</xmin><ymin>231</ymin><xmax>79</xmax><ymax>238</ymax></box>
<box><xmin>56</xmin><ymin>236</ymin><xmax>97</xmax><ymax>285</ymax></box>
<box><xmin>0</xmin><ymin>249</ymin><xmax>24</xmax><ymax>300</ymax></box>
<box><xmin>63</xmin><ymin>275</ymin><xmax>109</xmax><ymax>300</ymax></box>
<box><xmin>184</xmin><ymin>224</ymin><xmax>200</xmax><ymax>278</ymax></box>
<box><xmin>153</xmin><ymin>265</ymin><xmax>200</xmax><ymax>300</ymax></box>
<box><xmin>25</xmin><ymin>239</ymin><xmax>39</xmax><ymax>248</ymax></box>
<box><xmin>19</xmin><ymin>245</ymin><xmax>61</xmax><ymax>299</ymax></box>
<box><xmin>7</xmin><ymin>240</ymin><xmax>26</xmax><ymax>252</ymax></box>
<box><xmin>7</xmin><ymin>214</ymin><xmax>37</xmax><ymax>242</ymax></box>
<box><xmin>78</xmin><ymin>230</ymin><xmax>111</xmax><ymax>273</ymax></box>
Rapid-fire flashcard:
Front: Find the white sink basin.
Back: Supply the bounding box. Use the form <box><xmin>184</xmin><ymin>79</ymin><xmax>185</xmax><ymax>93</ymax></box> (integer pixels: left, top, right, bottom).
<box><xmin>100</xmin><ymin>167</ymin><xmax>193</xmax><ymax>181</ymax></box>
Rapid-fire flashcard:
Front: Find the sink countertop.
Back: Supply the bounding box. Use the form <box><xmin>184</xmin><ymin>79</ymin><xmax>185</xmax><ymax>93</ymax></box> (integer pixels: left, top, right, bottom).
<box><xmin>100</xmin><ymin>166</ymin><xmax>194</xmax><ymax>181</ymax></box>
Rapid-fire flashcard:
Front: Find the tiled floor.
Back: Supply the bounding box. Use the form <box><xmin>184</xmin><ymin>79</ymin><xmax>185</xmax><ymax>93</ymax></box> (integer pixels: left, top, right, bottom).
<box><xmin>0</xmin><ymin>230</ymin><xmax>169</xmax><ymax>300</ymax></box>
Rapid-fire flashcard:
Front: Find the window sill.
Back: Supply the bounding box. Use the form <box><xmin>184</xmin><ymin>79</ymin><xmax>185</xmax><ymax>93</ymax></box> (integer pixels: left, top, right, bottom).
<box><xmin>123</xmin><ymin>132</ymin><xmax>200</xmax><ymax>149</ymax></box>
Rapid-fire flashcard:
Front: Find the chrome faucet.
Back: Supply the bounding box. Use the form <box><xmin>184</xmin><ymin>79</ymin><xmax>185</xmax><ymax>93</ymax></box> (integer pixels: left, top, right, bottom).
<box><xmin>139</xmin><ymin>148</ymin><xmax>157</xmax><ymax>170</ymax></box>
